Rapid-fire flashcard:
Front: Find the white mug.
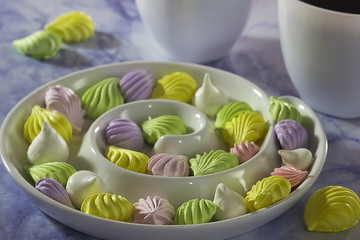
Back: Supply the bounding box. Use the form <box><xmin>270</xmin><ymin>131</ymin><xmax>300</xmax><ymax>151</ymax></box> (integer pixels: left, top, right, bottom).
<box><xmin>278</xmin><ymin>0</ymin><xmax>360</xmax><ymax>118</ymax></box>
<box><xmin>136</xmin><ymin>0</ymin><xmax>253</xmax><ymax>63</ymax></box>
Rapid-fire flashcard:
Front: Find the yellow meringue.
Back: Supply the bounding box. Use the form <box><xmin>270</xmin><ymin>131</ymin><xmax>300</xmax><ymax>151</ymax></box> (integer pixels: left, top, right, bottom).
<box><xmin>246</xmin><ymin>176</ymin><xmax>291</xmax><ymax>212</ymax></box>
<box><xmin>81</xmin><ymin>193</ymin><xmax>133</xmax><ymax>221</ymax></box>
<box><xmin>304</xmin><ymin>186</ymin><xmax>360</xmax><ymax>232</ymax></box>
<box><xmin>24</xmin><ymin>105</ymin><xmax>72</xmax><ymax>143</ymax></box>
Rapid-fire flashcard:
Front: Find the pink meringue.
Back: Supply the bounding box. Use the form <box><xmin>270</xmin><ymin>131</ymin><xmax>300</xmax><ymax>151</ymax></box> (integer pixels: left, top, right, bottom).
<box><xmin>147</xmin><ymin>153</ymin><xmax>189</xmax><ymax>177</ymax></box>
<box><xmin>132</xmin><ymin>196</ymin><xmax>175</xmax><ymax>225</ymax></box>
<box><xmin>45</xmin><ymin>85</ymin><xmax>85</xmax><ymax>133</ymax></box>
<box><xmin>230</xmin><ymin>141</ymin><xmax>259</xmax><ymax>164</ymax></box>
<box><xmin>270</xmin><ymin>166</ymin><xmax>308</xmax><ymax>187</ymax></box>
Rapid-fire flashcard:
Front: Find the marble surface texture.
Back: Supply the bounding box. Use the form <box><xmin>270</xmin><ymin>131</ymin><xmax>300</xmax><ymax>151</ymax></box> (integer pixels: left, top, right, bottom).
<box><xmin>1</xmin><ymin>0</ymin><xmax>360</xmax><ymax>239</ymax></box>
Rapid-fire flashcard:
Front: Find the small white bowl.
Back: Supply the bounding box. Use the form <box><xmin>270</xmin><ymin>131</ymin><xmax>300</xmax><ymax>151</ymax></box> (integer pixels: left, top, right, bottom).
<box><xmin>0</xmin><ymin>61</ymin><xmax>327</xmax><ymax>240</ymax></box>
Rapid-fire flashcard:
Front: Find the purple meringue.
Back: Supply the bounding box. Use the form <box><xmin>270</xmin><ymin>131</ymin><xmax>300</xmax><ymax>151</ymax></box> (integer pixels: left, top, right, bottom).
<box><xmin>45</xmin><ymin>85</ymin><xmax>85</xmax><ymax>133</ymax></box>
<box><xmin>230</xmin><ymin>141</ymin><xmax>259</xmax><ymax>164</ymax></box>
<box><xmin>105</xmin><ymin>119</ymin><xmax>144</xmax><ymax>151</ymax></box>
<box><xmin>274</xmin><ymin>119</ymin><xmax>308</xmax><ymax>150</ymax></box>
<box><xmin>35</xmin><ymin>178</ymin><xmax>74</xmax><ymax>208</ymax></box>
<box><xmin>147</xmin><ymin>153</ymin><xmax>189</xmax><ymax>177</ymax></box>
<box><xmin>132</xmin><ymin>196</ymin><xmax>175</xmax><ymax>225</ymax></box>
<box><xmin>119</xmin><ymin>69</ymin><xmax>154</xmax><ymax>102</ymax></box>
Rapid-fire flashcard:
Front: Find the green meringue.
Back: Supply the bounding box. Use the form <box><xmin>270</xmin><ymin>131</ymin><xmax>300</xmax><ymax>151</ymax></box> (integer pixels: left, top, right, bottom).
<box><xmin>189</xmin><ymin>150</ymin><xmax>238</xmax><ymax>176</ymax></box>
<box><xmin>214</xmin><ymin>101</ymin><xmax>253</xmax><ymax>129</ymax></box>
<box><xmin>222</xmin><ymin>111</ymin><xmax>267</xmax><ymax>147</ymax></box>
<box><xmin>304</xmin><ymin>186</ymin><xmax>360</xmax><ymax>232</ymax></box>
<box><xmin>105</xmin><ymin>146</ymin><xmax>149</xmax><ymax>174</ymax></box>
<box><xmin>26</xmin><ymin>162</ymin><xmax>76</xmax><ymax>187</ymax></box>
<box><xmin>81</xmin><ymin>77</ymin><xmax>123</xmax><ymax>120</ymax></box>
<box><xmin>269</xmin><ymin>96</ymin><xmax>302</xmax><ymax>123</ymax></box>
<box><xmin>175</xmin><ymin>199</ymin><xmax>217</xmax><ymax>225</ymax></box>
<box><xmin>81</xmin><ymin>193</ymin><xmax>133</xmax><ymax>221</ymax></box>
<box><xmin>142</xmin><ymin>115</ymin><xmax>187</xmax><ymax>145</ymax></box>
<box><xmin>12</xmin><ymin>30</ymin><xmax>62</xmax><ymax>59</ymax></box>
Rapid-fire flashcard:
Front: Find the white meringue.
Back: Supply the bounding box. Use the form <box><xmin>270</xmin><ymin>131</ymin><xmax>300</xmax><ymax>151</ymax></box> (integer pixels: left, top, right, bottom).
<box><xmin>66</xmin><ymin>170</ymin><xmax>107</xmax><ymax>209</ymax></box>
<box><xmin>27</xmin><ymin>121</ymin><xmax>69</xmax><ymax>164</ymax></box>
<box><xmin>213</xmin><ymin>183</ymin><xmax>247</xmax><ymax>221</ymax></box>
<box><xmin>279</xmin><ymin>148</ymin><xmax>314</xmax><ymax>171</ymax></box>
<box><xmin>192</xmin><ymin>73</ymin><xmax>228</xmax><ymax>118</ymax></box>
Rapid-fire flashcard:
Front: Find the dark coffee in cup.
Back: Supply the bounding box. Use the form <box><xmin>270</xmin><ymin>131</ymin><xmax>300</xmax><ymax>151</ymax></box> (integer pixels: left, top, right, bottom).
<box><xmin>301</xmin><ymin>0</ymin><xmax>360</xmax><ymax>14</ymax></box>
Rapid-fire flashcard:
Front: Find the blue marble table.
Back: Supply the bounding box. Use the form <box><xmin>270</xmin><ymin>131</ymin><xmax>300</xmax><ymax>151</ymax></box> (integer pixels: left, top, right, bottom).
<box><xmin>1</xmin><ymin>0</ymin><xmax>359</xmax><ymax>239</ymax></box>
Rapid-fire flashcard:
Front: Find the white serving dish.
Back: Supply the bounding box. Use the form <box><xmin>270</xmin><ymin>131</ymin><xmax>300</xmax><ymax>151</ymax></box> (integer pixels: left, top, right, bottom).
<box><xmin>0</xmin><ymin>61</ymin><xmax>327</xmax><ymax>240</ymax></box>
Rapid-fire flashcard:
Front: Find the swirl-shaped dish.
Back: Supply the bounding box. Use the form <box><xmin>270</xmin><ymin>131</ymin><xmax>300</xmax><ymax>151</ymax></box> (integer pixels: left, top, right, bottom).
<box><xmin>0</xmin><ymin>62</ymin><xmax>327</xmax><ymax>240</ymax></box>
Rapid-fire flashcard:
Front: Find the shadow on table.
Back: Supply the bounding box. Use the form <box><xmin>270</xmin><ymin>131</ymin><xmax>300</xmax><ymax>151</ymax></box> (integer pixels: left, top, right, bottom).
<box><xmin>44</xmin><ymin>48</ymin><xmax>89</xmax><ymax>68</ymax></box>
<box><xmin>64</xmin><ymin>31</ymin><xmax>123</xmax><ymax>50</ymax></box>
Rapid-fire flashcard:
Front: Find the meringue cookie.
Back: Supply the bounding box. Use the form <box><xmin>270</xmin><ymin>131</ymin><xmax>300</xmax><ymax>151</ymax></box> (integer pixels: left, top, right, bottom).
<box><xmin>119</xmin><ymin>69</ymin><xmax>154</xmax><ymax>102</ymax></box>
<box><xmin>12</xmin><ymin>30</ymin><xmax>62</xmax><ymax>59</ymax></box>
<box><xmin>105</xmin><ymin>146</ymin><xmax>149</xmax><ymax>174</ymax></box>
<box><xmin>45</xmin><ymin>85</ymin><xmax>85</xmax><ymax>133</ymax></box>
<box><xmin>81</xmin><ymin>193</ymin><xmax>133</xmax><ymax>221</ymax></box>
<box><xmin>274</xmin><ymin>119</ymin><xmax>308</xmax><ymax>150</ymax></box>
<box><xmin>192</xmin><ymin>73</ymin><xmax>228</xmax><ymax>118</ymax></box>
<box><xmin>27</xmin><ymin>121</ymin><xmax>69</xmax><ymax>165</ymax></box>
<box><xmin>147</xmin><ymin>153</ymin><xmax>189</xmax><ymax>177</ymax></box>
<box><xmin>213</xmin><ymin>183</ymin><xmax>247</xmax><ymax>221</ymax></box>
<box><xmin>246</xmin><ymin>176</ymin><xmax>291</xmax><ymax>212</ymax></box>
<box><xmin>105</xmin><ymin>118</ymin><xmax>144</xmax><ymax>151</ymax></box>
<box><xmin>175</xmin><ymin>199</ymin><xmax>217</xmax><ymax>225</ymax></box>
<box><xmin>222</xmin><ymin>111</ymin><xmax>267</xmax><ymax>147</ymax></box>
<box><xmin>151</xmin><ymin>72</ymin><xmax>197</xmax><ymax>103</ymax></box>
<box><xmin>81</xmin><ymin>77</ymin><xmax>124</xmax><ymax>120</ymax></box>
<box><xmin>279</xmin><ymin>148</ymin><xmax>313</xmax><ymax>171</ymax></box>
<box><xmin>304</xmin><ymin>186</ymin><xmax>360</xmax><ymax>232</ymax></box>
<box><xmin>270</xmin><ymin>166</ymin><xmax>308</xmax><ymax>188</ymax></box>
<box><xmin>36</xmin><ymin>178</ymin><xmax>74</xmax><ymax>208</ymax></box>
<box><xmin>142</xmin><ymin>115</ymin><xmax>187</xmax><ymax>145</ymax></box>
<box><xmin>45</xmin><ymin>11</ymin><xmax>95</xmax><ymax>42</ymax></box>
<box><xmin>66</xmin><ymin>170</ymin><xmax>107</xmax><ymax>209</ymax></box>
<box><xmin>214</xmin><ymin>101</ymin><xmax>253</xmax><ymax>129</ymax></box>
<box><xmin>230</xmin><ymin>141</ymin><xmax>259</xmax><ymax>164</ymax></box>
<box><xmin>132</xmin><ymin>196</ymin><xmax>175</xmax><ymax>225</ymax></box>
<box><xmin>26</xmin><ymin>162</ymin><xmax>76</xmax><ymax>187</ymax></box>
<box><xmin>189</xmin><ymin>150</ymin><xmax>238</xmax><ymax>176</ymax></box>
<box><xmin>269</xmin><ymin>96</ymin><xmax>302</xmax><ymax>123</ymax></box>
<box><xmin>24</xmin><ymin>105</ymin><xmax>72</xmax><ymax>143</ymax></box>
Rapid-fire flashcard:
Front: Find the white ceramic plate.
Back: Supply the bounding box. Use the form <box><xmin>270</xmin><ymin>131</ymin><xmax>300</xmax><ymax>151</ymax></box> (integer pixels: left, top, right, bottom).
<box><xmin>0</xmin><ymin>61</ymin><xmax>327</xmax><ymax>240</ymax></box>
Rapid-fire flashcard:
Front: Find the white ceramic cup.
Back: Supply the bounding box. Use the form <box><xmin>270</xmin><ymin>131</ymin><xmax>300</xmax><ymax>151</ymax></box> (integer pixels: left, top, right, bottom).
<box><xmin>278</xmin><ymin>0</ymin><xmax>360</xmax><ymax>118</ymax></box>
<box><xmin>136</xmin><ymin>0</ymin><xmax>253</xmax><ymax>63</ymax></box>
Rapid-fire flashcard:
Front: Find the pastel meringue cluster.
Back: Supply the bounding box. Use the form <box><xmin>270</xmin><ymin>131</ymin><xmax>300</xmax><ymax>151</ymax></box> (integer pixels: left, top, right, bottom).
<box><xmin>21</xmin><ymin>66</ymin><xmax>334</xmax><ymax>228</ymax></box>
<box><xmin>268</xmin><ymin>97</ymin><xmax>312</xmax><ymax>189</ymax></box>
<box><xmin>13</xmin><ymin>11</ymin><xmax>95</xmax><ymax>59</ymax></box>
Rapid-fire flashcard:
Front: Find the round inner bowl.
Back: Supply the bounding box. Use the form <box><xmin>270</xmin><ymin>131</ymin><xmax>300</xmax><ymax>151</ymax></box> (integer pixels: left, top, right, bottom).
<box><xmin>77</xmin><ymin>99</ymin><xmax>278</xmax><ymax>207</ymax></box>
